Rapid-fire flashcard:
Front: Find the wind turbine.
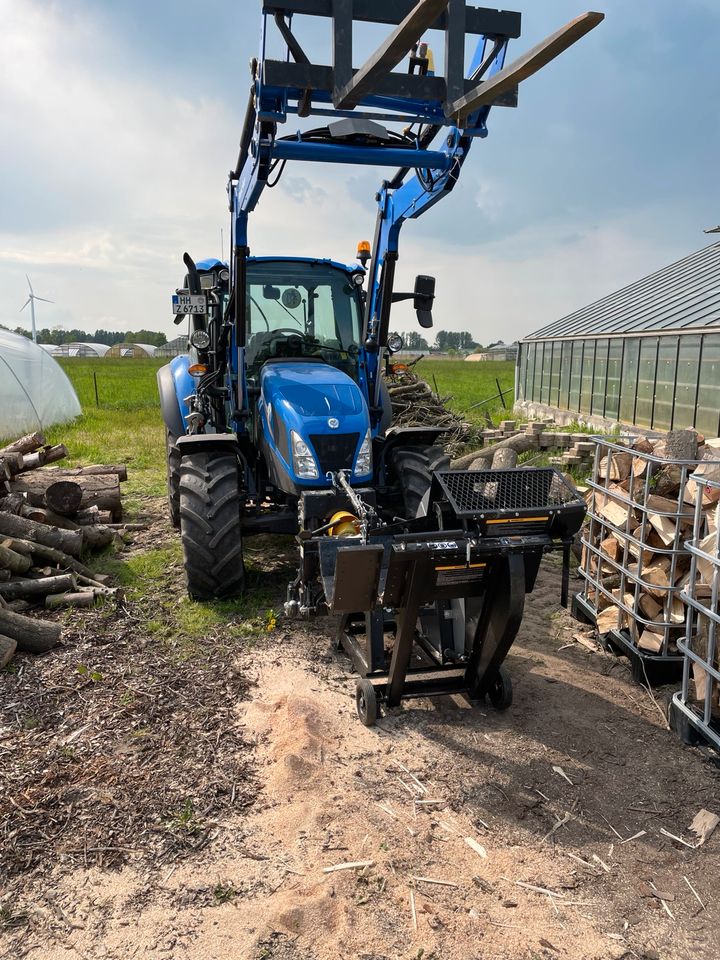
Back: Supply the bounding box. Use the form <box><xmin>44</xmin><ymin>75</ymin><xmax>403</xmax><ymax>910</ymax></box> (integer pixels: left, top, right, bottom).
<box><xmin>20</xmin><ymin>275</ymin><xmax>53</xmax><ymax>344</ymax></box>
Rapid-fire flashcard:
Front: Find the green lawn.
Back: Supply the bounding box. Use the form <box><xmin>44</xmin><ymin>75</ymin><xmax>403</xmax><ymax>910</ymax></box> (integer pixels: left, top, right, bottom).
<box><xmin>412</xmin><ymin>359</ymin><xmax>515</xmax><ymax>425</ymax></box>
<box><xmin>47</xmin><ymin>358</ymin><xmax>166</xmax><ymax>499</ymax></box>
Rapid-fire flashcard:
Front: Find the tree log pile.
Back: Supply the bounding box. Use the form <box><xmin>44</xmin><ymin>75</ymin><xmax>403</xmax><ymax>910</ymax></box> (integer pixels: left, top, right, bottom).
<box><xmin>0</xmin><ymin>431</ymin><xmax>128</xmax><ymax>667</ymax></box>
<box><xmin>387</xmin><ymin>370</ymin><xmax>482</xmax><ymax>458</ymax></box>
<box><xmin>580</xmin><ymin>430</ymin><xmax>720</xmax><ymax>656</ymax></box>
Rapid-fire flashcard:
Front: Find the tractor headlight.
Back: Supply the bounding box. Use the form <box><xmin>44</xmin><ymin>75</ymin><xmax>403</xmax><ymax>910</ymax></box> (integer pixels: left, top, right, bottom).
<box><xmin>190</xmin><ymin>329</ymin><xmax>211</xmax><ymax>350</ymax></box>
<box><xmin>291</xmin><ymin>431</ymin><xmax>319</xmax><ymax>480</ymax></box>
<box><xmin>354</xmin><ymin>429</ymin><xmax>372</xmax><ymax>477</ymax></box>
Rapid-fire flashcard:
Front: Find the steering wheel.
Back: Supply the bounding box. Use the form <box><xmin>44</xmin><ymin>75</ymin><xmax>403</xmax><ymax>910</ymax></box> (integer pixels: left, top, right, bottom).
<box><xmin>269</xmin><ymin>327</ymin><xmax>308</xmax><ymax>337</ymax></box>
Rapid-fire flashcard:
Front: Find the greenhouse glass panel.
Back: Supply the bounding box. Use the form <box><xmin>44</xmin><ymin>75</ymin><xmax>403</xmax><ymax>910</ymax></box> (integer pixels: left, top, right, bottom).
<box><xmin>526</xmin><ymin>343</ymin><xmax>536</xmax><ymax>400</ymax></box>
<box><xmin>620</xmin><ymin>338</ymin><xmax>639</xmax><ymax>424</ymax></box>
<box><xmin>652</xmin><ymin>337</ymin><xmax>678</xmax><ymax>430</ymax></box>
<box><xmin>517</xmin><ymin>344</ymin><xmax>528</xmax><ymax>401</ymax></box>
<box><xmin>580</xmin><ymin>340</ymin><xmax>595</xmax><ymax>415</ymax></box>
<box><xmin>569</xmin><ymin>341</ymin><xmax>583</xmax><ymax>411</ymax></box>
<box><xmin>559</xmin><ymin>342</ymin><xmax>571</xmax><ymax>408</ymax></box>
<box><xmin>550</xmin><ymin>342</ymin><xmax>562</xmax><ymax>406</ymax></box>
<box><xmin>592</xmin><ymin>339</ymin><xmax>609</xmax><ymax>416</ymax></box>
<box><xmin>672</xmin><ymin>336</ymin><xmax>700</xmax><ymax>430</ymax></box>
<box><xmin>540</xmin><ymin>343</ymin><xmax>550</xmax><ymax>404</ymax></box>
<box><xmin>605</xmin><ymin>339</ymin><xmax>623</xmax><ymax>422</ymax></box>
<box><xmin>635</xmin><ymin>337</ymin><xmax>658</xmax><ymax>428</ymax></box>
<box><xmin>696</xmin><ymin>335</ymin><xmax>720</xmax><ymax>438</ymax></box>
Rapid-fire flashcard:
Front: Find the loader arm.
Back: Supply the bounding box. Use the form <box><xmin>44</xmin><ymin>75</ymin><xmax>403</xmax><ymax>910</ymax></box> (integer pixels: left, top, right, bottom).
<box><xmin>227</xmin><ymin>1</ymin><xmax>604</xmax><ymax>432</ymax></box>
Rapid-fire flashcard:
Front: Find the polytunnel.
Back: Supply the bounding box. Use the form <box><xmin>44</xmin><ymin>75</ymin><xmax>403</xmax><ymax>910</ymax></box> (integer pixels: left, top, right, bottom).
<box><xmin>0</xmin><ymin>329</ymin><xmax>81</xmax><ymax>439</ymax></box>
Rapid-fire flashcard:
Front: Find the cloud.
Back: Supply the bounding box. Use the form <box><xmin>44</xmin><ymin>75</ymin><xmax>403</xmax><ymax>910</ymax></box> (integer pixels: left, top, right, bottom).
<box><xmin>0</xmin><ymin>0</ymin><xmax>717</xmax><ymax>347</ymax></box>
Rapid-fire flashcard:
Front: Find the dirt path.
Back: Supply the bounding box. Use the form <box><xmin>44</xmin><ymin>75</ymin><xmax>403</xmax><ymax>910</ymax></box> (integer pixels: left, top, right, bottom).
<box><xmin>2</xmin><ymin>507</ymin><xmax>719</xmax><ymax>960</ymax></box>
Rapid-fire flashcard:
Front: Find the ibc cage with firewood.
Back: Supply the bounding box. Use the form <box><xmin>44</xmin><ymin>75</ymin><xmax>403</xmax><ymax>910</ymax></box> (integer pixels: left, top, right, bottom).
<box><xmin>574</xmin><ymin>433</ymin><xmax>720</xmax><ymax>683</ymax></box>
<box><xmin>670</xmin><ymin>470</ymin><xmax>720</xmax><ymax>749</ymax></box>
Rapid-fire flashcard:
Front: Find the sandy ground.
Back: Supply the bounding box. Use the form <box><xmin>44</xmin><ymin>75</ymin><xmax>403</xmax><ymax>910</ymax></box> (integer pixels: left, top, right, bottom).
<box><xmin>2</xmin><ymin>508</ymin><xmax>720</xmax><ymax>960</ymax></box>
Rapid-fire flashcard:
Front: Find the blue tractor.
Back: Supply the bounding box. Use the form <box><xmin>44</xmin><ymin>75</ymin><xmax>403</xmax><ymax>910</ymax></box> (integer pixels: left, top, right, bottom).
<box><xmin>158</xmin><ymin>1</ymin><xmax>600</xmax><ymax>724</ymax></box>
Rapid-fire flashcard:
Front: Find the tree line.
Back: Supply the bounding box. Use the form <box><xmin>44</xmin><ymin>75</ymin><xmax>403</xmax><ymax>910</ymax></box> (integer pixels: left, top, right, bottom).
<box><xmin>397</xmin><ymin>330</ymin><xmax>492</xmax><ymax>352</ymax></box>
<box><xmin>8</xmin><ymin>327</ymin><xmax>168</xmax><ymax>347</ymax></box>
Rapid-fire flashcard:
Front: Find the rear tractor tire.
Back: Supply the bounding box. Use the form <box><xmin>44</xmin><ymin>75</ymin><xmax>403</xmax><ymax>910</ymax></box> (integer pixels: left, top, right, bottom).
<box><xmin>166</xmin><ymin>429</ymin><xmax>181</xmax><ymax>529</ymax></box>
<box><xmin>390</xmin><ymin>444</ymin><xmax>450</xmax><ymax>519</ymax></box>
<box><xmin>178</xmin><ymin>451</ymin><xmax>245</xmax><ymax>601</ymax></box>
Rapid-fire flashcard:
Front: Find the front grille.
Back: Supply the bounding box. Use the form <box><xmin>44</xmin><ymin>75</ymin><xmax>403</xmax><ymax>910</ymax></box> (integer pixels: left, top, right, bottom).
<box><xmin>435</xmin><ymin>468</ymin><xmax>582</xmax><ymax>519</ymax></box>
<box><xmin>310</xmin><ymin>433</ymin><xmax>359</xmax><ymax>475</ymax></box>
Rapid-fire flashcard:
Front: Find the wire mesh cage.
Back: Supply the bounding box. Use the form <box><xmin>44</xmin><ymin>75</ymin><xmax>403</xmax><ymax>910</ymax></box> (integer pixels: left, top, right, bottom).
<box><xmin>671</xmin><ymin>472</ymin><xmax>720</xmax><ymax>749</ymax></box>
<box><xmin>575</xmin><ymin>437</ymin><xmax>720</xmax><ymax>680</ymax></box>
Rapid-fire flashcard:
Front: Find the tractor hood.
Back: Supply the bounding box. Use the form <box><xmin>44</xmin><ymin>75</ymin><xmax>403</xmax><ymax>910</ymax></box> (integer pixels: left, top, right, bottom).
<box><xmin>259</xmin><ymin>361</ymin><xmax>371</xmax><ymax>486</ymax></box>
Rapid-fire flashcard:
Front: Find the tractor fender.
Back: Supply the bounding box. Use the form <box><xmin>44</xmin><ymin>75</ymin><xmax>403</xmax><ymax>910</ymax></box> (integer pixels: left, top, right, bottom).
<box><xmin>378</xmin><ymin>378</ymin><xmax>393</xmax><ymax>436</ymax></box>
<box><xmin>157</xmin><ymin>358</ymin><xmax>191</xmax><ymax>437</ymax></box>
<box><xmin>376</xmin><ymin>426</ymin><xmax>450</xmax><ymax>480</ymax></box>
<box><xmin>176</xmin><ymin>433</ymin><xmax>241</xmax><ymax>455</ymax></box>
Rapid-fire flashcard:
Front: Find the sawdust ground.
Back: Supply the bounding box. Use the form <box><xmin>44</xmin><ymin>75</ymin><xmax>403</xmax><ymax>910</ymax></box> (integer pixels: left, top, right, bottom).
<box><xmin>4</xmin><ymin>546</ymin><xmax>720</xmax><ymax>960</ymax></box>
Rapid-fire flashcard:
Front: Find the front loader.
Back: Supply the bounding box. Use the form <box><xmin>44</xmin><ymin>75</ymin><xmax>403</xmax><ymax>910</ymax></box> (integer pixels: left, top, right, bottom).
<box><xmin>158</xmin><ymin>1</ymin><xmax>599</xmax><ymax>724</ymax></box>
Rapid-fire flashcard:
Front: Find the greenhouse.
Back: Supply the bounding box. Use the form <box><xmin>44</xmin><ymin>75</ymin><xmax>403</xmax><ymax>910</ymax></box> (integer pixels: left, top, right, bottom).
<box><xmin>106</xmin><ymin>342</ymin><xmax>157</xmax><ymax>358</ymax></box>
<box><xmin>0</xmin><ymin>329</ymin><xmax>81</xmax><ymax>438</ymax></box>
<box><xmin>516</xmin><ymin>241</ymin><xmax>720</xmax><ymax>436</ymax></box>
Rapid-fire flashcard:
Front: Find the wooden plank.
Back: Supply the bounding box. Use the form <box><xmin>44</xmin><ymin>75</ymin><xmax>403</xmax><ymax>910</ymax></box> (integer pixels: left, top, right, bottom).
<box><xmin>263</xmin><ymin>59</ymin><xmax>519</xmax><ymax>106</ymax></box>
<box><xmin>262</xmin><ymin>0</ymin><xmax>523</xmax><ymax>38</ymax></box>
<box><xmin>598</xmin><ymin>498</ymin><xmax>630</xmax><ymax>529</ymax></box>
<box><xmin>648</xmin><ymin>511</ymin><xmax>678</xmax><ymax>547</ymax></box>
<box><xmin>334</xmin><ymin>0</ymin><xmax>450</xmax><ymax>109</ymax></box>
<box><xmin>447</xmin><ymin>11</ymin><xmax>604</xmax><ymax>122</ymax></box>
<box><xmin>444</xmin><ymin>0</ymin><xmax>466</xmax><ymax>108</ymax></box>
<box><xmin>332</xmin><ymin>0</ymin><xmax>353</xmax><ymax>98</ymax></box>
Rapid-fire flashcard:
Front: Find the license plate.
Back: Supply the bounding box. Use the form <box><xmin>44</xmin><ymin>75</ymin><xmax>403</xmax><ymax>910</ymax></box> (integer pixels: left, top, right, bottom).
<box><xmin>172</xmin><ymin>294</ymin><xmax>207</xmax><ymax>315</ymax></box>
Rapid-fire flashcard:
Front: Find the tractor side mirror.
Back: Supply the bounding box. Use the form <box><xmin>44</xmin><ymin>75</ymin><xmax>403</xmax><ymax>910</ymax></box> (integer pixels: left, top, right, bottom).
<box><xmin>414</xmin><ymin>275</ymin><xmax>435</xmax><ymax>329</ymax></box>
<box><xmin>263</xmin><ymin>284</ymin><xmax>281</xmax><ymax>300</ymax></box>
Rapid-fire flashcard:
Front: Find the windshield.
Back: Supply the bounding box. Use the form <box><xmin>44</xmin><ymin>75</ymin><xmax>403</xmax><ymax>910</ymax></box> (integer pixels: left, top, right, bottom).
<box><xmin>245</xmin><ymin>261</ymin><xmax>363</xmax><ymax>380</ymax></box>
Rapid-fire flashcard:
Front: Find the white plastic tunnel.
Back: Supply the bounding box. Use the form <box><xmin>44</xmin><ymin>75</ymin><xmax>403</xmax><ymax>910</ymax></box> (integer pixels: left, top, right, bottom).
<box><xmin>0</xmin><ymin>329</ymin><xmax>81</xmax><ymax>439</ymax></box>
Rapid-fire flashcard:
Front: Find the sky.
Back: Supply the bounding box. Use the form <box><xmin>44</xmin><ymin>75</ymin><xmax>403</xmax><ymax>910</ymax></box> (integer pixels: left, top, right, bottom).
<box><xmin>1</xmin><ymin>0</ymin><xmax>719</xmax><ymax>346</ymax></box>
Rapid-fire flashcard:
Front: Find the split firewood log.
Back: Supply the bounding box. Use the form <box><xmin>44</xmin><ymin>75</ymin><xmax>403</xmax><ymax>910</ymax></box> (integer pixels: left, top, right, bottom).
<box><xmin>0</xmin><ymin>453</ymin><xmax>24</xmax><ymax>474</ymax></box>
<box><xmin>0</xmin><ymin>634</ymin><xmax>16</xmax><ymax>668</ymax></box>
<box><xmin>451</xmin><ymin>434</ymin><xmax>535</xmax><ymax>471</ymax></box>
<box><xmin>38</xmin><ymin>464</ymin><xmax>128</xmax><ymax>481</ymax></box>
<box><xmin>491</xmin><ymin>448</ymin><xmax>518</xmax><ymax>470</ymax></box>
<box><xmin>43</xmin><ymin>481</ymin><xmax>83</xmax><ymax>516</ymax></box>
<box><xmin>0</xmin><ymin>573</ymin><xmax>76</xmax><ymax>601</ymax></box>
<box><xmin>0</xmin><ymin>431</ymin><xmax>45</xmax><ymax>456</ymax></box>
<box><xmin>0</xmin><ymin>512</ymin><xmax>83</xmax><ymax>557</ymax></box>
<box><xmin>45</xmin><ymin>592</ymin><xmax>96</xmax><ymax>610</ymax></box>
<box><xmin>0</xmin><ymin>606</ymin><xmax>61</xmax><ymax>653</ymax></box>
<box><xmin>0</xmin><ymin>541</ymin><xmax>33</xmax><ymax>575</ymax></box>
<box><xmin>0</xmin><ymin>493</ymin><xmax>27</xmax><ymax>515</ymax></box>
<box><xmin>0</xmin><ymin>535</ymin><xmax>97</xmax><ymax>580</ymax></box>
<box><xmin>75</xmin><ymin>506</ymin><xmax>113</xmax><ymax>526</ymax></box>
<box><xmin>18</xmin><ymin>450</ymin><xmax>46</xmax><ymax>471</ymax></box>
<box><xmin>11</xmin><ymin>473</ymin><xmax>122</xmax><ymax>519</ymax></box>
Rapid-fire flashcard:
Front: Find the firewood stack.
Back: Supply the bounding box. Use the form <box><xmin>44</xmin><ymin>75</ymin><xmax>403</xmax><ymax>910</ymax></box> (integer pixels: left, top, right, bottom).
<box><xmin>0</xmin><ymin>431</ymin><xmax>127</xmax><ymax>669</ymax></box>
<box><xmin>387</xmin><ymin>369</ymin><xmax>481</xmax><ymax>458</ymax></box>
<box><xmin>579</xmin><ymin>430</ymin><xmax>720</xmax><ymax>660</ymax></box>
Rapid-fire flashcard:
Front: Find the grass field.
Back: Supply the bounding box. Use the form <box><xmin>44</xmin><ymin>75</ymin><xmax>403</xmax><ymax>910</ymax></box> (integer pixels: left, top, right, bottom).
<box><xmin>37</xmin><ymin>357</ymin><xmax>516</xmax><ymax>497</ymax></box>
<box><xmin>412</xmin><ymin>359</ymin><xmax>515</xmax><ymax>424</ymax></box>
<box><xmin>47</xmin><ymin>358</ymin><xmax>166</xmax><ymax>499</ymax></box>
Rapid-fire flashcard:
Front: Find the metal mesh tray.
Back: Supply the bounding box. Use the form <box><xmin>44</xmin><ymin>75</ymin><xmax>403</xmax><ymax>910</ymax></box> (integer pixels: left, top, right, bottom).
<box><xmin>434</xmin><ymin>468</ymin><xmax>583</xmax><ymax>520</ymax></box>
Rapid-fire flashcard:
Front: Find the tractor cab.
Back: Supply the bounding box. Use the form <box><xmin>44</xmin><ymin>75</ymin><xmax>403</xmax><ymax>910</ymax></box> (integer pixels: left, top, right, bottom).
<box><xmin>245</xmin><ymin>258</ymin><xmax>365</xmax><ymax>384</ymax></box>
<box><xmin>244</xmin><ymin>259</ymin><xmax>372</xmax><ymax>495</ymax></box>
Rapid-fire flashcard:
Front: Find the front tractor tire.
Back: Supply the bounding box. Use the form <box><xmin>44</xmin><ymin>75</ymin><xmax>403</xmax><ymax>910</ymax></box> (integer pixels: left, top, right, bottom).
<box><xmin>390</xmin><ymin>444</ymin><xmax>450</xmax><ymax>519</ymax></box>
<box><xmin>178</xmin><ymin>451</ymin><xmax>245</xmax><ymax>601</ymax></box>
<box><xmin>166</xmin><ymin>429</ymin><xmax>181</xmax><ymax>529</ymax></box>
